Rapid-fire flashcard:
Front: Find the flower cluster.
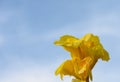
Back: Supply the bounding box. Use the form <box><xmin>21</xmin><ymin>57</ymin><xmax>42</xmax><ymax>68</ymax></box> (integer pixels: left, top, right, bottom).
<box><xmin>54</xmin><ymin>33</ymin><xmax>110</xmax><ymax>82</ymax></box>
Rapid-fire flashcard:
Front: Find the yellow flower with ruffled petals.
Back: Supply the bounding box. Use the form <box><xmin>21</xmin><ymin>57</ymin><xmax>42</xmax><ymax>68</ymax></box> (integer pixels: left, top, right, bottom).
<box><xmin>54</xmin><ymin>33</ymin><xmax>110</xmax><ymax>82</ymax></box>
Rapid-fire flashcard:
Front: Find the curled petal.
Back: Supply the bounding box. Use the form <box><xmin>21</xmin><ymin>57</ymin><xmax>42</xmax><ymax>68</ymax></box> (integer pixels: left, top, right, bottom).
<box><xmin>54</xmin><ymin>35</ymin><xmax>81</xmax><ymax>48</ymax></box>
<box><xmin>55</xmin><ymin>60</ymin><xmax>74</xmax><ymax>80</ymax></box>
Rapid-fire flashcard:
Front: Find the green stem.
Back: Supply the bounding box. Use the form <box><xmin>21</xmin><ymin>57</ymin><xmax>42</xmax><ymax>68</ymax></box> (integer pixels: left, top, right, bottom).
<box><xmin>72</xmin><ymin>78</ymin><xmax>89</xmax><ymax>82</ymax></box>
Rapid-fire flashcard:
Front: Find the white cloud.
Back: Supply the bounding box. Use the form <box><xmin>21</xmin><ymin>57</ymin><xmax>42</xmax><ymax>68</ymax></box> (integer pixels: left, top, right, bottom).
<box><xmin>1</xmin><ymin>64</ymin><xmax>118</xmax><ymax>82</ymax></box>
<box><xmin>0</xmin><ymin>65</ymin><xmax>72</xmax><ymax>82</ymax></box>
<box><xmin>41</xmin><ymin>12</ymin><xmax>120</xmax><ymax>41</ymax></box>
<box><xmin>0</xmin><ymin>54</ymin><xmax>118</xmax><ymax>82</ymax></box>
<box><xmin>93</xmin><ymin>69</ymin><xmax>120</xmax><ymax>82</ymax></box>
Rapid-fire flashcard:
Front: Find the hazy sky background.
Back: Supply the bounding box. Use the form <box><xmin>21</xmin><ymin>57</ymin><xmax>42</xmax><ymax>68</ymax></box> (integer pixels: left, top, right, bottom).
<box><xmin>0</xmin><ymin>0</ymin><xmax>120</xmax><ymax>82</ymax></box>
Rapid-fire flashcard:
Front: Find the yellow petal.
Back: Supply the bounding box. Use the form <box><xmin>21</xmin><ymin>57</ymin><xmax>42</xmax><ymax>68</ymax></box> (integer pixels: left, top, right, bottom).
<box><xmin>54</xmin><ymin>33</ymin><xmax>110</xmax><ymax>81</ymax></box>
<box><xmin>54</xmin><ymin>35</ymin><xmax>81</xmax><ymax>48</ymax></box>
<box><xmin>82</xmin><ymin>33</ymin><xmax>110</xmax><ymax>61</ymax></box>
<box><xmin>63</xmin><ymin>46</ymin><xmax>82</xmax><ymax>59</ymax></box>
<box><xmin>72</xmin><ymin>57</ymin><xmax>93</xmax><ymax>80</ymax></box>
<box><xmin>55</xmin><ymin>60</ymin><xmax>74</xmax><ymax>80</ymax></box>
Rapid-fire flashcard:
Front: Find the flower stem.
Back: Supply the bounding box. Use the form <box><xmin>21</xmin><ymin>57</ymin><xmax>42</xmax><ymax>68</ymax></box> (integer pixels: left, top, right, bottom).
<box><xmin>72</xmin><ymin>78</ymin><xmax>89</xmax><ymax>82</ymax></box>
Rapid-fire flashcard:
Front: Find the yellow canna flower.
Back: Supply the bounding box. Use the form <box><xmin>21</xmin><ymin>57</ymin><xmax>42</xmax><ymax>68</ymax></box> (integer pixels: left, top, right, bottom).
<box><xmin>54</xmin><ymin>33</ymin><xmax>110</xmax><ymax>82</ymax></box>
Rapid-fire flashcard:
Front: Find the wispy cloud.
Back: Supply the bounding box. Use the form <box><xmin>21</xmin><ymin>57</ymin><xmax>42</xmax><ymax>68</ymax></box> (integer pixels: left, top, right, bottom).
<box><xmin>0</xmin><ymin>1</ymin><xmax>119</xmax><ymax>82</ymax></box>
<box><xmin>0</xmin><ymin>60</ymin><xmax>117</xmax><ymax>82</ymax></box>
<box><xmin>42</xmin><ymin>12</ymin><xmax>120</xmax><ymax>41</ymax></box>
<box><xmin>0</xmin><ymin>62</ymin><xmax>72</xmax><ymax>82</ymax></box>
<box><xmin>93</xmin><ymin>68</ymin><xmax>119</xmax><ymax>82</ymax></box>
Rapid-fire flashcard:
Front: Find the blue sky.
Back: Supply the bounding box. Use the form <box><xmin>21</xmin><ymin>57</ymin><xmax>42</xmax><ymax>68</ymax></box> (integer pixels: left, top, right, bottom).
<box><xmin>0</xmin><ymin>0</ymin><xmax>120</xmax><ymax>82</ymax></box>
